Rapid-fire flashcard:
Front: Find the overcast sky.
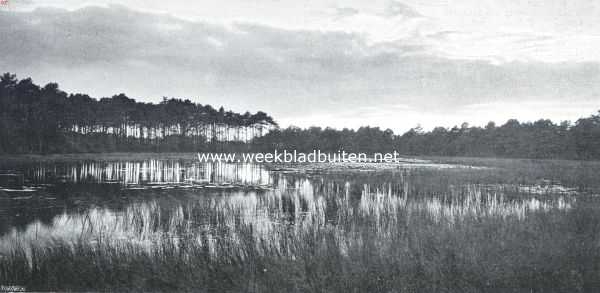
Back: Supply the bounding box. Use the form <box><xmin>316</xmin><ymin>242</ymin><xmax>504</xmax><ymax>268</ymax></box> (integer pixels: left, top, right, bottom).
<box><xmin>1</xmin><ymin>0</ymin><xmax>599</xmax><ymax>132</ymax></box>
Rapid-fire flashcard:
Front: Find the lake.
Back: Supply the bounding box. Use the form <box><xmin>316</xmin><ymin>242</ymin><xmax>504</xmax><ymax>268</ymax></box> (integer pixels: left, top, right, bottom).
<box><xmin>1</xmin><ymin>154</ymin><xmax>599</xmax><ymax>292</ymax></box>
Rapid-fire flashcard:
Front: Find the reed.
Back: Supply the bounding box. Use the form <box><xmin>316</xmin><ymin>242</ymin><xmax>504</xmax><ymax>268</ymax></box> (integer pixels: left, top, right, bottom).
<box><xmin>1</xmin><ymin>157</ymin><xmax>598</xmax><ymax>292</ymax></box>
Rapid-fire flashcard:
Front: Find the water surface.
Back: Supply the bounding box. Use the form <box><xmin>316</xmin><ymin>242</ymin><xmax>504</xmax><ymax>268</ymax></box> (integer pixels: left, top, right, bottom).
<box><xmin>0</xmin><ymin>157</ymin><xmax>577</xmax><ymax>256</ymax></box>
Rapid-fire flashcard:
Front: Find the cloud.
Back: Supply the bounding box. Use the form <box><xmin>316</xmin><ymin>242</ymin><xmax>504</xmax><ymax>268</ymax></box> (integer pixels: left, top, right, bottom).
<box><xmin>380</xmin><ymin>1</ymin><xmax>422</xmax><ymax>18</ymax></box>
<box><xmin>333</xmin><ymin>1</ymin><xmax>422</xmax><ymax>20</ymax></box>
<box><xmin>0</xmin><ymin>5</ymin><xmax>599</xmax><ymax>131</ymax></box>
<box><xmin>333</xmin><ymin>7</ymin><xmax>360</xmax><ymax>19</ymax></box>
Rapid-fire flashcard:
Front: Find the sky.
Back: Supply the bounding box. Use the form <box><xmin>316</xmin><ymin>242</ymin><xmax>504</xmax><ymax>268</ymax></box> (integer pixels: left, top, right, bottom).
<box><xmin>1</xmin><ymin>0</ymin><xmax>599</xmax><ymax>132</ymax></box>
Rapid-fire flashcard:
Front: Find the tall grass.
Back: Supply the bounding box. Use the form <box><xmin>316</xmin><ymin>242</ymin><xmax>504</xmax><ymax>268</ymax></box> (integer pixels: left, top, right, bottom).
<box><xmin>1</xmin><ymin>201</ymin><xmax>596</xmax><ymax>291</ymax></box>
<box><xmin>2</xmin><ymin>202</ymin><xmax>599</xmax><ymax>292</ymax></box>
<box><xmin>1</xmin><ymin>160</ymin><xmax>599</xmax><ymax>292</ymax></box>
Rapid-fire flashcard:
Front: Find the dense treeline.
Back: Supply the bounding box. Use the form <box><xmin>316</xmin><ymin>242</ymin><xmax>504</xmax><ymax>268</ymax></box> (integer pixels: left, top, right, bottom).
<box><xmin>0</xmin><ymin>73</ymin><xmax>276</xmax><ymax>153</ymax></box>
<box><xmin>255</xmin><ymin>115</ymin><xmax>600</xmax><ymax>159</ymax></box>
<box><xmin>2</xmin><ymin>72</ymin><xmax>600</xmax><ymax>159</ymax></box>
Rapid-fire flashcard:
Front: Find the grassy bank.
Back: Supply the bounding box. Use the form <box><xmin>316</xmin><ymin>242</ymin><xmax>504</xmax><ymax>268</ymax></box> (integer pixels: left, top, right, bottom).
<box><xmin>2</xmin><ymin>199</ymin><xmax>600</xmax><ymax>292</ymax></box>
<box><xmin>1</xmin><ymin>155</ymin><xmax>599</xmax><ymax>292</ymax></box>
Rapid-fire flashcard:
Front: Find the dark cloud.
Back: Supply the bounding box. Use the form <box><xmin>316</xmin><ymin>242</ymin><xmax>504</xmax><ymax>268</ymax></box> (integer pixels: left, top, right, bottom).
<box><xmin>0</xmin><ymin>5</ymin><xmax>599</xmax><ymax>122</ymax></box>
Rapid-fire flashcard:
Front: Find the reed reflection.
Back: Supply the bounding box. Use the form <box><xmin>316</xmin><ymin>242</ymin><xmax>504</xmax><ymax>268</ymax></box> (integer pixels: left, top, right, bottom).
<box><xmin>1</xmin><ymin>166</ymin><xmax>575</xmax><ymax>258</ymax></box>
<box><xmin>27</xmin><ymin>160</ymin><xmax>271</xmax><ymax>186</ymax></box>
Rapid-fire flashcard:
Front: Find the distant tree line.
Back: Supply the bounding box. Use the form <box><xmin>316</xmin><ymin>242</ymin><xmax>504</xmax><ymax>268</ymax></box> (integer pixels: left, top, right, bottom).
<box><xmin>0</xmin><ymin>73</ymin><xmax>276</xmax><ymax>153</ymax></box>
<box><xmin>2</xmin><ymin>72</ymin><xmax>600</xmax><ymax>159</ymax></box>
<box><xmin>255</xmin><ymin>116</ymin><xmax>600</xmax><ymax>159</ymax></box>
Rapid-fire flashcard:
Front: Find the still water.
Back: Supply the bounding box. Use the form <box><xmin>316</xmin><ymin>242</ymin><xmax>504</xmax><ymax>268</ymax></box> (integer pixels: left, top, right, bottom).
<box><xmin>0</xmin><ymin>158</ymin><xmax>575</xmax><ymax>255</ymax></box>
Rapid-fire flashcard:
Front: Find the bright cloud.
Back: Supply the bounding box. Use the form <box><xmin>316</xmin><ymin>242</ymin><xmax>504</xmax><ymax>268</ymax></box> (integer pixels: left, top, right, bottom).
<box><xmin>0</xmin><ymin>0</ymin><xmax>599</xmax><ymax>132</ymax></box>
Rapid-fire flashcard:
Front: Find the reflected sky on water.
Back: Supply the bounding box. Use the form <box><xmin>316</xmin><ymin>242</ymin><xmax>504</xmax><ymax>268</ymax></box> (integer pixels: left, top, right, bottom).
<box><xmin>26</xmin><ymin>160</ymin><xmax>271</xmax><ymax>186</ymax></box>
<box><xmin>0</xmin><ymin>158</ymin><xmax>577</xmax><ymax>255</ymax></box>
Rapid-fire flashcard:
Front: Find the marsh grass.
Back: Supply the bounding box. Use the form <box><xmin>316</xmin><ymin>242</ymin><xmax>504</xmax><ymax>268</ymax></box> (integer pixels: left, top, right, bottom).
<box><xmin>430</xmin><ymin>156</ymin><xmax>600</xmax><ymax>192</ymax></box>
<box><xmin>1</xmin><ymin>158</ymin><xmax>599</xmax><ymax>292</ymax></box>
<box><xmin>2</xmin><ymin>200</ymin><xmax>598</xmax><ymax>292</ymax></box>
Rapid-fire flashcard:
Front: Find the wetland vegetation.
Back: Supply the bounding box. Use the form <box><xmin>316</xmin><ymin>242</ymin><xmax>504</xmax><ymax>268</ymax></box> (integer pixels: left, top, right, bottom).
<box><xmin>0</xmin><ymin>155</ymin><xmax>599</xmax><ymax>292</ymax></box>
<box><xmin>2</xmin><ymin>73</ymin><xmax>600</xmax><ymax>292</ymax></box>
